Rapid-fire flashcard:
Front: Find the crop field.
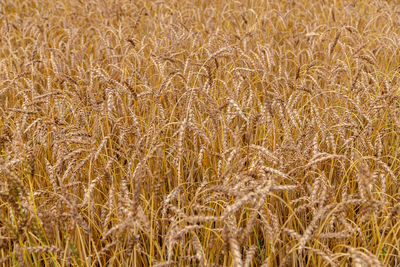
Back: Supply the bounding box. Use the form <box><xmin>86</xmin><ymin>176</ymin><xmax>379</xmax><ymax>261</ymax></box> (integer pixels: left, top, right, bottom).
<box><xmin>1</xmin><ymin>0</ymin><xmax>400</xmax><ymax>266</ymax></box>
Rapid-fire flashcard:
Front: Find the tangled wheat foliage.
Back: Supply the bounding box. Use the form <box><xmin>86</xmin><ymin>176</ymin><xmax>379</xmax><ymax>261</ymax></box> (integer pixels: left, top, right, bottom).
<box><xmin>0</xmin><ymin>0</ymin><xmax>400</xmax><ymax>266</ymax></box>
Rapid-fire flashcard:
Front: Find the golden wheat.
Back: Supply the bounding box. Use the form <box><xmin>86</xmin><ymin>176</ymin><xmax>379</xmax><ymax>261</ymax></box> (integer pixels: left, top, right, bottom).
<box><xmin>1</xmin><ymin>0</ymin><xmax>400</xmax><ymax>266</ymax></box>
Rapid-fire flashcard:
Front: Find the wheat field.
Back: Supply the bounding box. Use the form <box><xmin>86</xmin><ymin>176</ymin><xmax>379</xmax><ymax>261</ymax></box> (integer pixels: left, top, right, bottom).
<box><xmin>0</xmin><ymin>0</ymin><xmax>400</xmax><ymax>266</ymax></box>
